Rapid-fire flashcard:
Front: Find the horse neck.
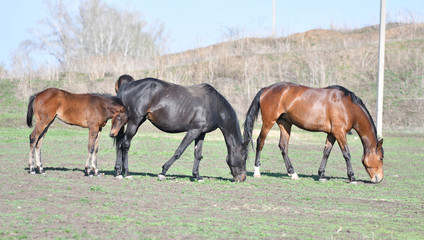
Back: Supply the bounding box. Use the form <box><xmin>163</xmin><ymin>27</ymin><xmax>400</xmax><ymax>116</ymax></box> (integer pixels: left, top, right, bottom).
<box><xmin>219</xmin><ymin>117</ymin><xmax>244</xmax><ymax>152</ymax></box>
<box><xmin>104</xmin><ymin>101</ymin><xmax>120</xmax><ymax>119</ymax></box>
<box><xmin>353</xmin><ymin>108</ymin><xmax>378</xmax><ymax>153</ymax></box>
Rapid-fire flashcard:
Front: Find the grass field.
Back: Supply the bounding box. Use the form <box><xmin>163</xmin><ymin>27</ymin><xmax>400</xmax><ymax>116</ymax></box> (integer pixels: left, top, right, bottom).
<box><xmin>0</xmin><ymin>79</ymin><xmax>423</xmax><ymax>239</ymax></box>
<box><xmin>0</xmin><ymin>121</ymin><xmax>423</xmax><ymax>239</ymax></box>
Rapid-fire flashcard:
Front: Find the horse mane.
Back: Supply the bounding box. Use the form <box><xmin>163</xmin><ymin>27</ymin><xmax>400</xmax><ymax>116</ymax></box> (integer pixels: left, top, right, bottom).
<box><xmin>90</xmin><ymin>93</ymin><xmax>124</xmax><ymax>106</ymax></box>
<box><xmin>325</xmin><ymin>85</ymin><xmax>377</xmax><ymax>138</ymax></box>
<box><xmin>197</xmin><ymin>84</ymin><xmax>237</xmax><ymax>116</ymax></box>
<box><xmin>196</xmin><ymin>84</ymin><xmax>247</xmax><ymax>154</ymax></box>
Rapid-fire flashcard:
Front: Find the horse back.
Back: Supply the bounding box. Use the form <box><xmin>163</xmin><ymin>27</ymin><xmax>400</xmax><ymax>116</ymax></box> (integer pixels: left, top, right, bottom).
<box><xmin>34</xmin><ymin>88</ymin><xmax>107</xmax><ymax>128</ymax></box>
<box><xmin>260</xmin><ymin>82</ymin><xmax>359</xmax><ymax>132</ymax></box>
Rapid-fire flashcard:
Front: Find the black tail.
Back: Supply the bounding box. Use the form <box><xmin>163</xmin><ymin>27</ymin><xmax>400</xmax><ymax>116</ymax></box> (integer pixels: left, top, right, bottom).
<box><xmin>243</xmin><ymin>88</ymin><xmax>265</xmax><ymax>148</ymax></box>
<box><xmin>26</xmin><ymin>95</ymin><xmax>36</xmax><ymax>128</ymax></box>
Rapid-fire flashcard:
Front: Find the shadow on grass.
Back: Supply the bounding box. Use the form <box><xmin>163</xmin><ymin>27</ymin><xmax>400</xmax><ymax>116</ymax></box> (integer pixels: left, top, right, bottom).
<box><xmin>25</xmin><ymin>167</ymin><xmax>375</xmax><ymax>184</ymax></box>
<box><xmin>25</xmin><ymin>167</ymin><xmax>234</xmax><ymax>182</ymax></box>
<box><xmin>246</xmin><ymin>171</ymin><xmax>376</xmax><ymax>184</ymax></box>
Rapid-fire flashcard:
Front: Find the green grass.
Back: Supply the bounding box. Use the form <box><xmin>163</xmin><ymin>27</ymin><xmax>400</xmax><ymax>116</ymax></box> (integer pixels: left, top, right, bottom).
<box><xmin>1</xmin><ymin>124</ymin><xmax>423</xmax><ymax>239</ymax></box>
<box><xmin>0</xmin><ymin>78</ymin><xmax>423</xmax><ymax>239</ymax></box>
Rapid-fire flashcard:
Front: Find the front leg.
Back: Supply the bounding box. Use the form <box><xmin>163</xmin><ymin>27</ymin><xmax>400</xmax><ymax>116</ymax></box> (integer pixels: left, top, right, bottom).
<box><xmin>336</xmin><ymin>135</ymin><xmax>356</xmax><ymax>183</ymax></box>
<box><xmin>115</xmin><ymin>120</ymin><xmax>141</xmax><ymax>179</ymax></box>
<box><xmin>192</xmin><ymin>133</ymin><xmax>206</xmax><ymax>182</ymax></box>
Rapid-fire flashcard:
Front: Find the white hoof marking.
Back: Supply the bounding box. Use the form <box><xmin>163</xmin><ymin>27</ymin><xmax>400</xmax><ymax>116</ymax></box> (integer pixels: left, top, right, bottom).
<box><xmin>115</xmin><ymin>175</ymin><xmax>124</xmax><ymax>180</ymax></box>
<box><xmin>319</xmin><ymin>178</ymin><xmax>328</xmax><ymax>182</ymax></box>
<box><xmin>158</xmin><ymin>174</ymin><xmax>166</xmax><ymax>181</ymax></box>
<box><xmin>254</xmin><ymin>166</ymin><xmax>261</xmax><ymax>178</ymax></box>
<box><xmin>291</xmin><ymin>172</ymin><xmax>299</xmax><ymax>180</ymax></box>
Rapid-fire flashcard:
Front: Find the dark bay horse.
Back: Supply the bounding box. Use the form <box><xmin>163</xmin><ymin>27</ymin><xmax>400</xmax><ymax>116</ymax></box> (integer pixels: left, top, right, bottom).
<box><xmin>243</xmin><ymin>82</ymin><xmax>384</xmax><ymax>183</ymax></box>
<box><xmin>27</xmin><ymin>88</ymin><xmax>127</xmax><ymax>176</ymax></box>
<box><xmin>109</xmin><ymin>76</ymin><xmax>248</xmax><ymax>182</ymax></box>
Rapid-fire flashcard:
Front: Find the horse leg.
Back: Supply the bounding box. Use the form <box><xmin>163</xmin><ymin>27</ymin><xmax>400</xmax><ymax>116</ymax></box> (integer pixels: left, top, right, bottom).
<box><xmin>334</xmin><ymin>133</ymin><xmax>357</xmax><ymax>183</ymax></box>
<box><xmin>318</xmin><ymin>134</ymin><xmax>336</xmax><ymax>182</ymax></box>
<box><xmin>117</xmin><ymin>119</ymin><xmax>143</xmax><ymax>179</ymax></box>
<box><xmin>192</xmin><ymin>132</ymin><xmax>206</xmax><ymax>181</ymax></box>
<box><xmin>85</xmin><ymin>129</ymin><xmax>98</xmax><ymax>176</ymax></box>
<box><xmin>277</xmin><ymin>120</ymin><xmax>298</xmax><ymax>180</ymax></box>
<box><xmin>90</xmin><ymin>131</ymin><xmax>101</xmax><ymax>176</ymax></box>
<box><xmin>28</xmin><ymin>133</ymin><xmax>36</xmax><ymax>174</ymax></box>
<box><xmin>29</xmin><ymin>119</ymin><xmax>52</xmax><ymax>174</ymax></box>
<box><xmin>158</xmin><ymin>129</ymin><xmax>202</xmax><ymax>180</ymax></box>
<box><xmin>253</xmin><ymin>121</ymin><xmax>275</xmax><ymax>178</ymax></box>
<box><xmin>34</xmin><ymin>137</ymin><xmax>45</xmax><ymax>174</ymax></box>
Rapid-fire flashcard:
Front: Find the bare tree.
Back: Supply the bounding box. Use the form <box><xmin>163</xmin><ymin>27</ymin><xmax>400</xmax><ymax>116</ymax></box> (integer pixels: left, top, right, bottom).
<box><xmin>21</xmin><ymin>0</ymin><xmax>165</xmax><ymax>79</ymax></box>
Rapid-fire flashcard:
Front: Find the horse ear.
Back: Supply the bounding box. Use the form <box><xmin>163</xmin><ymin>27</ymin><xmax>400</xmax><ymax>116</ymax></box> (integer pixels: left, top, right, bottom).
<box><xmin>378</xmin><ymin>138</ymin><xmax>383</xmax><ymax>147</ymax></box>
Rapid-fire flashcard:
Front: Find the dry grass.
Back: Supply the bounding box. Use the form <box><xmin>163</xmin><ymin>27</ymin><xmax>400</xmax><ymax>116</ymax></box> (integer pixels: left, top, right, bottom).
<box><xmin>10</xmin><ymin>23</ymin><xmax>424</xmax><ymax>132</ymax></box>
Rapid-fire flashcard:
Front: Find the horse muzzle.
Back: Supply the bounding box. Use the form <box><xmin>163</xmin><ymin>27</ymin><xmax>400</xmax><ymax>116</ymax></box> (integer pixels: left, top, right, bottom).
<box><xmin>371</xmin><ymin>174</ymin><xmax>383</xmax><ymax>183</ymax></box>
<box><xmin>233</xmin><ymin>172</ymin><xmax>247</xmax><ymax>182</ymax></box>
<box><xmin>109</xmin><ymin>132</ymin><xmax>117</xmax><ymax>138</ymax></box>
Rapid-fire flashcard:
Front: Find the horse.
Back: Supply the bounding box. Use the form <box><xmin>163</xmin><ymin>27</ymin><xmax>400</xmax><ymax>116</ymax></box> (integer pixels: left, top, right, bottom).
<box><xmin>109</xmin><ymin>75</ymin><xmax>248</xmax><ymax>182</ymax></box>
<box><xmin>26</xmin><ymin>88</ymin><xmax>127</xmax><ymax>176</ymax></box>
<box><xmin>243</xmin><ymin>82</ymin><xmax>384</xmax><ymax>183</ymax></box>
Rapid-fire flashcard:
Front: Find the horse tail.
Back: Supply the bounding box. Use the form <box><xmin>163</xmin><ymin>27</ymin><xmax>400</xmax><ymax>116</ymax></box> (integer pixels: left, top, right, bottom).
<box><xmin>243</xmin><ymin>88</ymin><xmax>265</xmax><ymax>148</ymax></box>
<box><xmin>26</xmin><ymin>94</ymin><xmax>36</xmax><ymax>128</ymax></box>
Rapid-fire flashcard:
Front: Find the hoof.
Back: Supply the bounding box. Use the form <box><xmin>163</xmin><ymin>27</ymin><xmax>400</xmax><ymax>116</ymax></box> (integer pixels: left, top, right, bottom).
<box><xmin>319</xmin><ymin>178</ymin><xmax>328</xmax><ymax>182</ymax></box>
<box><xmin>350</xmin><ymin>181</ymin><xmax>358</xmax><ymax>185</ymax></box>
<box><xmin>158</xmin><ymin>174</ymin><xmax>166</xmax><ymax>181</ymax></box>
<box><xmin>253</xmin><ymin>166</ymin><xmax>261</xmax><ymax>178</ymax></box>
<box><xmin>115</xmin><ymin>175</ymin><xmax>124</xmax><ymax>180</ymax></box>
<box><xmin>290</xmin><ymin>172</ymin><xmax>299</xmax><ymax>180</ymax></box>
<box><xmin>197</xmin><ymin>177</ymin><xmax>204</xmax><ymax>183</ymax></box>
<box><xmin>125</xmin><ymin>175</ymin><xmax>133</xmax><ymax>179</ymax></box>
<box><xmin>96</xmin><ymin>173</ymin><xmax>105</xmax><ymax>177</ymax></box>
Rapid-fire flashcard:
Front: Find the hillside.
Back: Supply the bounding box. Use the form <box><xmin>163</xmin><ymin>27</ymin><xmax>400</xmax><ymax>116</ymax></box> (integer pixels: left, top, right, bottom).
<box><xmin>10</xmin><ymin>23</ymin><xmax>424</xmax><ymax>132</ymax></box>
<box><xmin>154</xmin><ymin>23</ymin><xmax>424</xmax><ymax>131</ymax></box>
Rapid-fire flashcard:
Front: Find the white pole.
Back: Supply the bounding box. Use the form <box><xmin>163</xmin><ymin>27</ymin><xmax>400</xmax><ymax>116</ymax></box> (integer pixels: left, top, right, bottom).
<box><xmin>376</xmin><ymin>0</ymin><xmax>386</xmax><ymax>137</ymax></box>
<box><xmin>272</xmin><ymin>0</ymin><xmax>276</xmax><ymax>37</ymax></box>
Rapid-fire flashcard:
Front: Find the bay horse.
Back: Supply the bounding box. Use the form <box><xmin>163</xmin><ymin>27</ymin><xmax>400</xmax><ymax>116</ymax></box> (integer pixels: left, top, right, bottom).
<box><xmin>243</xmin><ymin>82</ymin><xmax>384</xmax><ymax>183</ymax></box>
<box><xmin>26</xmin><ymin>88</ymin><xmax>127</xmax><ymax>176</ymax></box>
<box><xmin>109</xmin><ymin>75</ymin><xmax>248</xmax><ymax>182</ymax></box>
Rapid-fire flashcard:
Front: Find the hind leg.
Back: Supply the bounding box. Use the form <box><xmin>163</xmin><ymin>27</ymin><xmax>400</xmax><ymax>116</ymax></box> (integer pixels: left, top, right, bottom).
<box><xmin>254</xmin><ymin>121</ymin><xmax>275</xmax><ymax>178</ymax></box>
<box><xmin>318</xmin><ymin>134</ymin><xmax>336</xmax><ymax>182</ymax></box>
<box><xmin>277</xmin><ymin>120</ymin><xmax>298</xmax><ymax>180</ymax></box>
<box><xmin>28</xmin><ymin>136</ymin><xmax>36</xmax><ymax>174</ymax></box>
<box><xmin>34</xmin><ymin>137</ymin><xmax>45</xmax><ymax>174</ymax></box>
<box><xmin>159</xmin><ymin>129</ymin><xmax>202</xmax><ymax>180</ymax></box>
<box><xmin>29</xmin><ymin>120</ymin><xmax>52</xmax><ymax>174</ymax></box>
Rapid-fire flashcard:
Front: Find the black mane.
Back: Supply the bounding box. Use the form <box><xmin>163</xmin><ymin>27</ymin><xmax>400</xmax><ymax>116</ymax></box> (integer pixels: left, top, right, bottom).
<box><xmin>90</xmin><ymin>93</ymin><xmax>124</xmax><ymax>106</ymax></box>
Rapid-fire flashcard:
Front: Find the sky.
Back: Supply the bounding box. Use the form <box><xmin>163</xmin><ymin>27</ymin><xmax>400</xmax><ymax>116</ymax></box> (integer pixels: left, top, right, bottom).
<box><xmin>0</xmin><ymin>0</ymin><xmax>422</xmax><ymax>70</ymax></box>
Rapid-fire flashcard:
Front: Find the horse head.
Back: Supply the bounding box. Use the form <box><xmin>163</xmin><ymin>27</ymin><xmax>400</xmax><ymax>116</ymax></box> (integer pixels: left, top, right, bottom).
<box><xmin>362</xmin><ymin>138</ymin><xmax>384</xmax><ymax>183</ymax></box>
<box><xmin>109</xmin><ymin>106</ymin><xmax>128</xmax><ymax>138</ymax></box>
<box><xmin>115</xmin><ymin>74</ymin><xmax>135</xmax><ymax>93</ymax></box>
<box><xmin>226</xmin><ymin>143</ymin><xmax>248</xmax><ymax>182</ymax></box>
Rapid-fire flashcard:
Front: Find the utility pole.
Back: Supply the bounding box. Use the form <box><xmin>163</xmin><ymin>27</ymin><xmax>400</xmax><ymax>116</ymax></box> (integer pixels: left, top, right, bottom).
<box><xmin>272</xmin><ymin>0</ymin><xmax>276</xmax><ymax>37</ymax></box>
<box><xmin>376</xmin><ymin>0</ymin><xmax>386</xmax><ymax>137</ymax></box>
